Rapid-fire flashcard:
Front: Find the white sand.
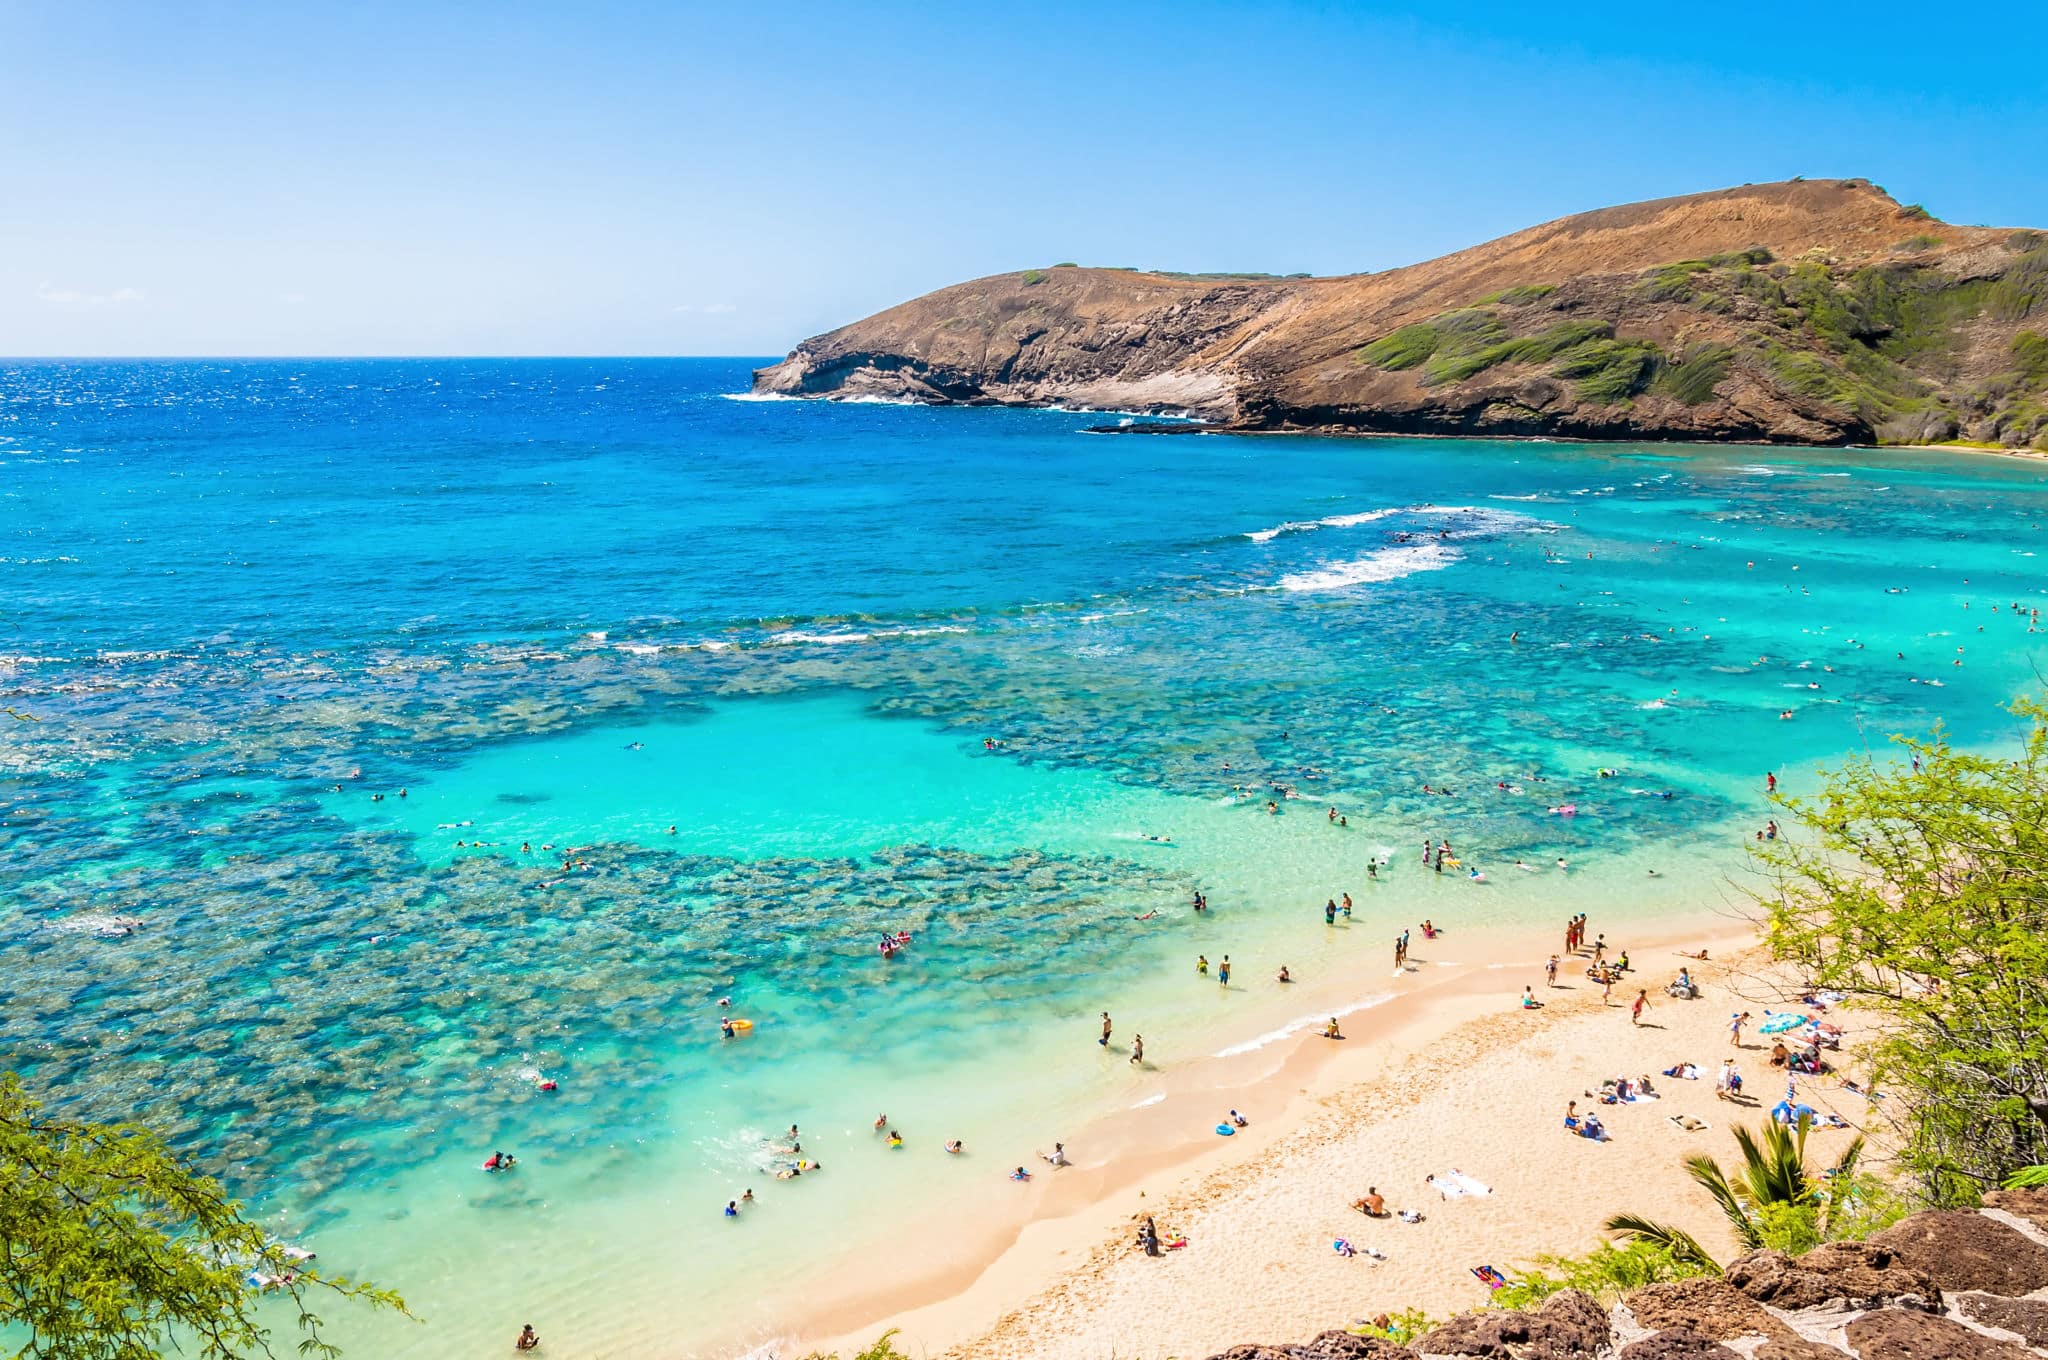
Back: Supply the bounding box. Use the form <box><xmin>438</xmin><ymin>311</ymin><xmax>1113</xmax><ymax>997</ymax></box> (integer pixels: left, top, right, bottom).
<box><xmin>791</xmin><ymin>939</ymin><xmax>1872</xmax><ymax>1360</ymax></box>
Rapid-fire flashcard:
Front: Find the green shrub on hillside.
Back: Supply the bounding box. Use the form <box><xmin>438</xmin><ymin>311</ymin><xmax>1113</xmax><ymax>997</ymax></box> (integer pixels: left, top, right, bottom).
<box><xmin>1477</xmin><ymin>284</ymin><xmax>1557</xmax><ymax>306</ymax></box>
<box><xmin>1650</xmin><ymin>342</ymin><xmax>1736</xmax><ymax>404</ymax></box>
<box><xmin>1899</xmin><ymin>203</ymin><xmax>1934</xmax><ymax>220</ymax></box>
<box><xmin>1892</xmin><ymin>234</ymin><xmax>1943</xmax><ymax>253</ymax></box>
<box><xmin>1555</xmin><ymin>338</ymin><xmax>1661</xmax><ymax>402</ymax></box>
<box><xmin>1990</xmin><ymin>247</ymin><xmax>2048</xmax><ymax>321</ymax></box>
<box><xmin>1359</xmin><ymin>322</ymin><xmax>1444</xmax><ymax>370</ymax></box>
<box><xmin>1491</xmin><ymin>1241</ymin><xmax>1710</xmax><ymax>1310</ymax></box>
<box><xmin>1426</xmin><ymin>319</ymin><xmax>1613</xmax><ymax>384</ymax></box>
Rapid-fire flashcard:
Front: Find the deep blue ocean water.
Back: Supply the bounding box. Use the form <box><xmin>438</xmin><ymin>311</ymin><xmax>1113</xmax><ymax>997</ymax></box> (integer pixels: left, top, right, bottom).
<box><xmin>4</xmin><ymin>357</ymin><xmax>2047</xmax><ymax>1355</ymax></box>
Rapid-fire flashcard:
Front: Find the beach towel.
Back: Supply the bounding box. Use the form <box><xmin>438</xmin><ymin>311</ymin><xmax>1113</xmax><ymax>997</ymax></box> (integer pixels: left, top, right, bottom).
<box><xmin>1622</xmin><ymin>1090</ymin><xmax>1661</xmax><ymax>1103</ymax></box>
<box><xmin>1668</xmin><ymin>1114</ymin><xmax>1710</xmax><ymax>1132</ymax></box>
<box><xmin>1428</xmin><ymin>1175</ymin><xmax>1471</xmax><ymax>1200</ymax></box>
<box><xmin>1446</xmin><ymin>1171</ymin><xmax>1492</xmax><ymax>1196</ymax></box>
<box><xmin>1472</xmin><ymin>1265</ymin><xmax>1509</xmax><ymax>1290</ymax></box>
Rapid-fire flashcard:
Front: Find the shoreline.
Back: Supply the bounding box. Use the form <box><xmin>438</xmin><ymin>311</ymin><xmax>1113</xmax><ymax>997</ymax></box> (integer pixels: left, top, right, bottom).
<box><xmin>743</xmin><ymin>389</ymin><xmax>2048</xmax><ymax>460</ymax></box>
<box><xmin>776</xmin><ymin>909</ymin><xmax>1773</xmax><ymax>1360</ymax></box>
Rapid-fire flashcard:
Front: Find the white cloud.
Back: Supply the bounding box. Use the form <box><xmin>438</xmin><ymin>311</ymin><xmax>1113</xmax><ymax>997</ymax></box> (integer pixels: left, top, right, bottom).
<box><xmin>37</xmin><ymin>282</ymin><xmax>145</xmax><ymax>308</ymax></box>
<box><xmin>672</xmin><ymin>302</ymin><xmax>738</xmax><ymax>315</ymax></box>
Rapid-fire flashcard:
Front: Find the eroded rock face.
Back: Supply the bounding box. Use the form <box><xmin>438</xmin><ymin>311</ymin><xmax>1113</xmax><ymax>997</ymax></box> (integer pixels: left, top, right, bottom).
<box><xmin>1623</xmin><ymin>1277</ymin><xmax>1787</xmax><ymax>1341</ymax></box>
<box><xmin>1841</xmin><ymin>1307</ymin><xmax>2037</xmax><ymax>1359</ymax></box>
<box><xmin>1414</xmin><ymin>1288</ymin><xmax>1609</xmax><ymax>1359</ymax></box>
<box><xmin>1957</xmin><ymin>1293</ymin><xmax>2048</xmax><ymax>1348</ymax></box>
<box><xmin>1870</xmin><ymin>1211</ymin><xmax>2048</xmax><ymax>1296</ymax></box>
<box><xmin>1722</xmin><ymin>1241</ymin><xmax>1940</xmax><ymax>1311</ymax></box>
<box><xmin>1614</xmin><ymin>1330</ymin><xmax>1739</xmax><ymax>1360</ymax></box>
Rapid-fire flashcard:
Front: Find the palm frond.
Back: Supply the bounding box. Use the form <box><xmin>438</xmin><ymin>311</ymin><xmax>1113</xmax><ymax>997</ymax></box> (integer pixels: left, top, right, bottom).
<box><xmin>1601</xmin><ymin>1213</ymin><xmax>1720</xmax><ymax>1272</ymax></box>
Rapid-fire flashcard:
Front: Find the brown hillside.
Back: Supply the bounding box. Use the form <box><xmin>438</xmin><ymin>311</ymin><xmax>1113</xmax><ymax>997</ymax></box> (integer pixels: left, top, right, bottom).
<box><xmin>754</xmin><ymin>179</ymin><xmax>2048</xmax><ymax>448</ymax></box>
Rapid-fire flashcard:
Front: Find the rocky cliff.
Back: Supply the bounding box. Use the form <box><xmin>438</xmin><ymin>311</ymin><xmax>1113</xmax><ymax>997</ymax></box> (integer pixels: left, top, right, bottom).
<box><xmin>753</xmin><ymin>180</ymin><xmax>2048</xmax><ymax>448</ymax></box>
<box><xmin>1206</xmin><ymin>1190</ymin><xmax>2048</xmax><ymax>1359</ymax></box>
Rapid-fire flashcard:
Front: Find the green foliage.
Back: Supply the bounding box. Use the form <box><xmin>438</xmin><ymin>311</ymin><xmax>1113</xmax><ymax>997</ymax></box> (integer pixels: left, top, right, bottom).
<box><xmin>2007</xmin><ymin>1166</ymin><xmax>2048</xmax><ymax>1189</ymax></box>
<box><xmin>0</xmin><ymin>1074</ymin><xmax>405</xmax><ymax>1360</ymax></box>
<box><xmin>1426</xmin><ymin>320</ymin><xmax>1614</xmax><ymax>384</ymax></box>
<box><xmin>2013</xmin><ymin>332</ymin><xmax>2048</xmax><ymax>386</ymax></box>
<box><xmin>1892</xmin><ymin>235</ymin><xmax>1943</xmax><ymax>253</ymax></box>
<box><xmin>1476</xmin><ymin>284</ymin><xmax>1557</xmax><ymax>306</ymax></box>
<box><xmin>1358</xmin><ymin>322</ymin><xmax>1443</xmax><ymax>371</ymax></box>
<box><xmin>1990</xmin><ymin>246</ymin><xmax>2048</xmax><ymax>321</ymax></box>
<box><xmin>1900</xmin><ymin>203</ymin><xmax>1934</xmax><ymax>221</ymax></box>
<box><xmin>1637</xmin><ymin>248</ymin><xmax>1776</xmax><ymax>303</ymax></box>
<box><xmin>1607</xmin><ymin>1116</ymin><xmax>1865</xmax><ymax>1266</ymax></box>
<box><xmin>1351</xmin><ymin>1308</ymin><xmax>1437</xmax><ymax>1344</ymax></box>
<box><xmin>1755</xmin><ymin>701</ymin><xmax>2048</xmax><ymax>1201</ymax></box>
<box><xmin>1359</xmin><ymin>309</ymin><xmax>1511</xmax><ymax>375</ymax></box>
<box><xmin>796</xmin><ymin>1330</ymin><xmax>911</xmax><ymax>1360</ymax></box>
<box><xmin>1490</xmin><ymin>1241</ymin><xmax>1711</xmax><ymax>1310</ymax></box>
<box><xmin>1555</xmin><ymin>338</ymin><xmax>1662</xmax><ymax>403</ymax></box>
<box><xmin>1651</xmin><ymin>342</ymin><xmax>1736</xmax><ymax>404</ymax></box>
<box><xmin>1050</xmin><ymin>262</ymin><xmax>1078</xmax><ymax>269</ymax></box>
<box><xmin>1020</xmin><ymin>270</ymin><xmax>1046</xmax><ymax>286</ymax></box>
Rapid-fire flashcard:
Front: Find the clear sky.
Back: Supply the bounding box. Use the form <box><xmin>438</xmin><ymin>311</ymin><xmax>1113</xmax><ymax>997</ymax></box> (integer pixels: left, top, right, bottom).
<box><xmin>3</xmin><ymin>1</ymin><xmax>2044</xmax><ymax>358</ymax></box>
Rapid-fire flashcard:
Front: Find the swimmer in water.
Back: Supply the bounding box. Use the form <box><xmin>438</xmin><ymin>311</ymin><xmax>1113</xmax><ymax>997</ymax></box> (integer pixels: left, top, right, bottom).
<box><xmin>1277</xmin><ymin>965</ymin><xmax>1292</xmax><ymax>983</ymax></box>
<box><xmin>945</xmin><ymin>1140</ymin><xmax>962</xmax><ymax>1154</ymax></box>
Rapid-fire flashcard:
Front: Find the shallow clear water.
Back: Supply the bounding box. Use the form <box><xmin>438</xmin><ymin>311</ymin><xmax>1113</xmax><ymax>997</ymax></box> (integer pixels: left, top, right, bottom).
<box><xmin>4</xmin><ymin>358</ymin><xmax>2047</xmax><ymax>1356</ymax></box>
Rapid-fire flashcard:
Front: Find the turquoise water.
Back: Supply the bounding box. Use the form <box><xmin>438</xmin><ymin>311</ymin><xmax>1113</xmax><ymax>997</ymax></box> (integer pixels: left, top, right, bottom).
<box><xmin>4</xmin><ymin>359</ymin><xmax>2047</xmax><ymax>1356</ymax></box>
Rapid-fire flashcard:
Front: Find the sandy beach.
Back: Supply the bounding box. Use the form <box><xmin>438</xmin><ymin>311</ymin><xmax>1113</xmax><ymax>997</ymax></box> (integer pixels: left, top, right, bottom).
<box><xmin>788</xmin><ymin>924</ymin><xmax>1871</xmax><ymax>1360</ymax></box>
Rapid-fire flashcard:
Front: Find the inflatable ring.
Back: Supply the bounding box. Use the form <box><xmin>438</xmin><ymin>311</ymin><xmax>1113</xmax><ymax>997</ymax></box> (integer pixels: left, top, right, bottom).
<box><xmin>1215</xmin><ymin>1124</ymin><xmax>1235</xmax><ymax>1136</ymax></box>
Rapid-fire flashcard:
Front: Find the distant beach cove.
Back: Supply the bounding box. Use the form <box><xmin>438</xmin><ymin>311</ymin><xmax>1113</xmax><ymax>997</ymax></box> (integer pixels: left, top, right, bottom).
<box><xmin>2</xmin><ymin>358</ymin><xmax>2045</xmax><ymax>1357</ymax></box>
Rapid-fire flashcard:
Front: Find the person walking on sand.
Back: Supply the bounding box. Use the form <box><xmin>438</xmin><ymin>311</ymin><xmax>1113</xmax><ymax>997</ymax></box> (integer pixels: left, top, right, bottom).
<box><xmin>1602</xmin><ymin>973</ymin><xmax>1614</xmax><ymax>1005</ymax></box>
<box><xmin>1632</xmin><ymin>989</ymin><xmax>1650</xmax><ymax>1025</ymax></box>
<box><xmin>1730</xmin><ymin>1010</ymin><xmax>1751</xmax><ymax>1047</ymax></box>
<box><xmin>1100</xmin><ymin>1012</ymin><xmax>1112</xmax><ymax>1047</ymax></box>
<box><xmin>1130</xmin><ymin>1034</ymin><xmax>1144</xmax><ymax>1066</ymax></box>
<box><xmin>1546</xmin><ymin>954</ymin><xmax>1559</xmax><ymax>987</ymax></box>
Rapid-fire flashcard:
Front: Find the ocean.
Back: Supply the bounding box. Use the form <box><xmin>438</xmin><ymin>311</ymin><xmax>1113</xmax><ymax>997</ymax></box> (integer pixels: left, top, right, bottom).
<box><xmin>3</xmin><ymin>357</ymin><xmax>2045</xmax><ymax>1356</ymax></box>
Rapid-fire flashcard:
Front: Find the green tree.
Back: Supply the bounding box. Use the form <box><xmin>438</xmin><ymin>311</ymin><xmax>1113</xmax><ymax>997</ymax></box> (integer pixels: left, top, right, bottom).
<box><xmin>0</xmin><ymin>1074</ymin><xmax>405</xmax><ymax>1359</ymax></box>
<box><xmin>1605</xmin><ymin>1116</ymin><xmax>1866</xmax><ymax>1268</ymax></box>
<box><xmin>1753</xmin><ymin>701</ymin><xmax>2048</xmax><ymax>1202</ymax></box>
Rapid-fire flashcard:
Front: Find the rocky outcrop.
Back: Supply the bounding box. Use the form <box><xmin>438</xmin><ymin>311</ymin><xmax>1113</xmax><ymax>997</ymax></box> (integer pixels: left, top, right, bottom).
<box><xmin>1414</xmin><ymin>1289</ymin><xmax>1611</xmax><ymax>1358</ymax></box>
<box><xmin>756</xmin><ymin>179</ymin><xmax>2048</xmax><ymax>449</ymax></box>
<box><xmin>1870</xmin><ymin>1212</ymin><xmax>2048</xmax><ymax>1297</ymax></box>
<box><xmin>1203</xmin><ymin>1204</ymin><xmax>2048</xmax><ymax>1360</ymax></box>
<box><xmin>1721</xmin><ymin>1241</ymin><xmax>1939</xmax><ymax>1312</ymax></box>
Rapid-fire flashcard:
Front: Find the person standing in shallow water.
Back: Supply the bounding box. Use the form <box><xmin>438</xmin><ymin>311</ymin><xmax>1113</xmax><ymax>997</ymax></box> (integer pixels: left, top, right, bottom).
<box><xmin>1218</xmin><ymin>956</ymin><xmax>1231</xmax><ymax>986</ymax></box>
<box><xmin>1100</xmin><ymin>1012</ymin><xmax>1112</xmax><ymax>1047</ymax></box>
<box><xmin>1130</xmin><ymin>1034</ymin><xmax>1143</xmax><ymax>1065</ymax></box>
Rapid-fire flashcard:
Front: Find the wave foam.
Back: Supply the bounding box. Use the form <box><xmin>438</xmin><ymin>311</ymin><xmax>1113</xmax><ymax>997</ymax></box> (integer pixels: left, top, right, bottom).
<box><xmin>1278</xmin><ymin>542</ymin><xmax>1461</xmax><ymax>592</ymax></box>
<box><xmin>1212</xmin><ymin>992</ymin><xmax>1397</xmax><ymax>1058</ymax></box>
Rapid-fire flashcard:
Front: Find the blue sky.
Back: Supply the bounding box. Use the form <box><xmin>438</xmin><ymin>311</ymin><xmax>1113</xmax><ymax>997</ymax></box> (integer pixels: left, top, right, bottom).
<box><xmin>3</xmin><ymin>1</ymin><xmax>2044</xmax><ymax>357</ymax></box>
